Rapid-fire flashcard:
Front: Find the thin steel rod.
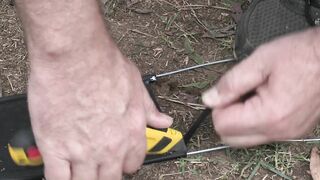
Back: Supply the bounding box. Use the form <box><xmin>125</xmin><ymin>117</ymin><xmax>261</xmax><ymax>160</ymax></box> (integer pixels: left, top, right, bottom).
<box><xmin>187</xmin><ymin>138</ymin><xmax>320</xmax><ymax>156</ymax></box>
<box><xmin>187</xmin><ymin>145</ymin><xmax>230</xmax><ymax>155</ymax></box>
<box><xmin>282</xmin><ymin>138</ymin><xmax>320</xmax><ymax>142</ymax></box>
<box><xmin>156</xmin><ymin>58</ymin><xmax>236</xmax><ymax>78</ymax></box>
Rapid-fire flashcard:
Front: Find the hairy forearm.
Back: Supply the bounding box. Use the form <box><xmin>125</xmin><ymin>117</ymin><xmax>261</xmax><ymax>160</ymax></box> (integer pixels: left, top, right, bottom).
<box><xmin>15</xmin><ymin>0</ymin><xmax>119</xmax><ymax>66</ymax></box>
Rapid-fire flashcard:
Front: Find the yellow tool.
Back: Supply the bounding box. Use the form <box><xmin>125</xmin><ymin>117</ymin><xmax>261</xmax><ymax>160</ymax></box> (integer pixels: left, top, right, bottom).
<box><xmin>146</xmin><ymin>128</ymin><xmax>183</xmax><ymax>155</ymax></box>
<box><xmin>9</xmin><ymin>127</ymin><xmax>185</xmax><ymax>166</ymax></box>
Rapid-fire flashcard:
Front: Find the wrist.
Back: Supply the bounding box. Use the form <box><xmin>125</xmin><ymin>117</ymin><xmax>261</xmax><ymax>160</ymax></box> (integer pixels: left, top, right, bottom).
<box><xmin>16</xmin><ymin>0</ymin><xmax>108</xmax><ymax>60</ymax></box>
<box><xmin>29</xmin><ymin>41</ymin><xmax>126</xmax><ymax>76</ymax></box>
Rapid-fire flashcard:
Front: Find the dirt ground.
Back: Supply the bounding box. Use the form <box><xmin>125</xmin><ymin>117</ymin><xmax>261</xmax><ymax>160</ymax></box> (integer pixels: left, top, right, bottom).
<box><xmin>1</xmin><ymin>0</ymin><xmax>320</xmax><ymax>179</ymax></box>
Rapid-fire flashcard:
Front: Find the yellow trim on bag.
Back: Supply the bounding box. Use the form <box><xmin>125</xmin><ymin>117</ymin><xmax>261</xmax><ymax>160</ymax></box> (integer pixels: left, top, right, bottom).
<box><xmin>8</xmin><ymin>144</ymin><xmax>43</xmax><ymax>166</ymax></box>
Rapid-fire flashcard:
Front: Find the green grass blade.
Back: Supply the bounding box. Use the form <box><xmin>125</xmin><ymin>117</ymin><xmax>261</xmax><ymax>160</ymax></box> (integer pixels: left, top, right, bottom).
<box><xmin>183</xmin><ymin>37</ymin><xmax>204</xmax><ymax>64</ymax></box>
<box><xmin>247</xmin><ymin>161</ymin><xmax>261</xmax><ymax>180</ymax></box>
<box><xmin>165</xmin><ymin>13</ymin><xmax>179</xmax><ymax>30</ymax></box>
<box><xmin>190</xmin><ymin>53</ymin><xmax>204</xmax><ymax>64</ymax></box>
<box><xmin>260</xmin><ymin>161</ymin><xmax>292</xmax><ymax>180</ymax></box>
<box><xmin>184</xmin><ymin>37</ymin><xmax>194</xmax><ymax>54</ymax></box>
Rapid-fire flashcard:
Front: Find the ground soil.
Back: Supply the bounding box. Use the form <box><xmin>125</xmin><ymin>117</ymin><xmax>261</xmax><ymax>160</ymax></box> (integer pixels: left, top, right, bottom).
<box><xmin>0</xmin><ymin>0</ymin><xmax>319</xmax><ymax>179</ymax></box>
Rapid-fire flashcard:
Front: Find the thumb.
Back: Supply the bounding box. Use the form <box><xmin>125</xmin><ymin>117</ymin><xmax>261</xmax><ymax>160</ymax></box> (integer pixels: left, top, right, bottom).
<box><xmin>202</xmin><ymin>51</ymin><xmax>271</xmax><ymax>108</ymax></box>
<box><xmin>143</xmin><ymin>88</ymin><xmax>173</xmax><ymax>128</ymax></box>
<box><xmin>147</xmin><ymin>109</ymin><xmax>173</xmax><ymax>128</ymax></box>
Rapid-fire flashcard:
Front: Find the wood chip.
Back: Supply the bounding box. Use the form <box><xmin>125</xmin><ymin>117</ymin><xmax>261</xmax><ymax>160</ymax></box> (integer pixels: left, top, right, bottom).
<box><xmin>129</xmin><ymin>8</ymin><xmax>153</xmax><ymax>14</ymax></box>
<box><xmin>310</xmin><ymin>147</ymin><xmax>320</xmax><ymax>180</ymax></box>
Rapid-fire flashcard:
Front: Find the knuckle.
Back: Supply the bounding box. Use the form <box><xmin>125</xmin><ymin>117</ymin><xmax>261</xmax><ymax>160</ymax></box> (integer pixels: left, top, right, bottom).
<box><xmin>107</xmin><ymin>139</ymin><xmax>123</xmax><ymax>153</ymax></box>
<box><xmin>124</xmin><ymin>162</ymin><xmax>140</xmax><ymax>174</ymax></box>
<box><xmin>124</xmin><ymin>144</ymin><xmax>145</xmax><ymax>174</ymax></box>
<box><xmin>128</xmin><ymin>120</ymin><xmax>145</xmax><ymax>138</ymax></box>
<box><xmin>98</xmin><ymin>133</ymin><xmax>125</xmax><ymax>156</ymax></box>
<box><xmin>67</xmin><ymin>142</ymin><xmax>88</xmax><ymax>162</ymax></box>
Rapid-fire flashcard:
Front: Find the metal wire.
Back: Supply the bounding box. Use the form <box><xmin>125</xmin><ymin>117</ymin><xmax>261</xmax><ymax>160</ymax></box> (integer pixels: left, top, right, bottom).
<box><xmin>187</xmin><ymin>138</ymin><xmax>320</xmax><ymax>156</ymax></box>
<box><xmin>282</xmin><ymin>138</ymin><xmax>320</xmax><ymax>142</ymax></box>
<box><xmin>156</xmin><ymin>58</ymin><xmax>236</xmax><ymax>78</ymax></box>
<box><xmin>187</xmin><ymin>145</ymin><xmax>230</xmax><ymax>155</ymax></box>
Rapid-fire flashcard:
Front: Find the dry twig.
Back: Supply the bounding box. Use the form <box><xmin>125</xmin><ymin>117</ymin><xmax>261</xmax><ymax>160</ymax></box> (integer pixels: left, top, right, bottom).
<box><xmin>158</xmin><ymin>96</ymin><xmax>205</xmax><ymax>110</ymax></box>
<box><xmin>6</xmin><ymin>75</ymin><xmax>15</xmax><ymax>92</ymax></box>
<box><xmin>129</xmin><ymin>29</ymin><xmax>155</xmax><ymax>38</ymax></box>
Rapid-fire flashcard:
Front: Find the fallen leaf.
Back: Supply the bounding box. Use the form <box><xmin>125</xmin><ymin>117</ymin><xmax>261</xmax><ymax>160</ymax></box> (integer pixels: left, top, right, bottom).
<box><xmin>231</xmin><ymin>2</ymin><xmax>243</xmax><ymax>23</ymax></box>
<box><xmin>310</xmin><ymin>147</ymin><xmax>320</xmax><ymax>180</ymax></box>
<box><xmin>189</xmin><ymin>53</ymin><xmax>204</xmax><ymax>64</ymax></box>
<box><xmin>183</xmin><ymin>38</ymin><xmax>194</xmax><ymax>54</ymax></box>
<box><xmin>202</xmin><ymin>25</ymin><xmax>235</xmax><ymax>39</ymax></box>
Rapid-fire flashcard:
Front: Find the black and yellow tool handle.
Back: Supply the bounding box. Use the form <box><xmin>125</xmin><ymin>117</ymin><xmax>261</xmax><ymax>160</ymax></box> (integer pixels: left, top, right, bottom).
<box><xmin>146</xmin><ymin>128</ymin><xmax>183</xmax><ymax>154</ymax></box>
<box><xmin>9</xmin><ymin>127</ymin><xmax>183</xmax><ymax>166</ymax></box>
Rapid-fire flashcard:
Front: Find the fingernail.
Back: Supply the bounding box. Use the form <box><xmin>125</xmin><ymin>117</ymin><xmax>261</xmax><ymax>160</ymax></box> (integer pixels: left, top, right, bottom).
<box><xmin>202</xmin><ymin>87</ymin><xmax>221</xmax><ymax>107</ymax></box>
<box><xmin>164</xmin><ymin>115</ymin><xmax>173</xmax><ymax>126</ymax></box>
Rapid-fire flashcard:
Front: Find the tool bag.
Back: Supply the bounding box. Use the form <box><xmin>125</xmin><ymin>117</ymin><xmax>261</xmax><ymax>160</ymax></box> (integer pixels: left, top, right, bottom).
<box><xmin>235</xmin><ymin>0</ymin><xmax>320</xmax><ymax>60</ymax></box>
<box><xmin>0</xmin><ymin>95</ymin><xmax>43</xmax><ymax>180</ymax></box>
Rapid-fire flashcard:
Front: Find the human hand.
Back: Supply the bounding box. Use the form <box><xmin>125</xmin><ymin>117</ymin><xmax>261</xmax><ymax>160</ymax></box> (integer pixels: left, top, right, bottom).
<box><xmin>27</xmin><ymin>46</ymin><xmax>172</xmax><ymax>180</ymax></box>
<box><xmin>202</xmin><ymin>28</ymin><xmax>320</xmax><ymax>146</ymax></box>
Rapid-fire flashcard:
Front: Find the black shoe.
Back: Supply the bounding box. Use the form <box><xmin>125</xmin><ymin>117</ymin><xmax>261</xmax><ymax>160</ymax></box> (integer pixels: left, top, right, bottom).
<box><xmin>235</xmin><ymin>0</ymin><xmax>320</xmax><ymax>60</ymax></box>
